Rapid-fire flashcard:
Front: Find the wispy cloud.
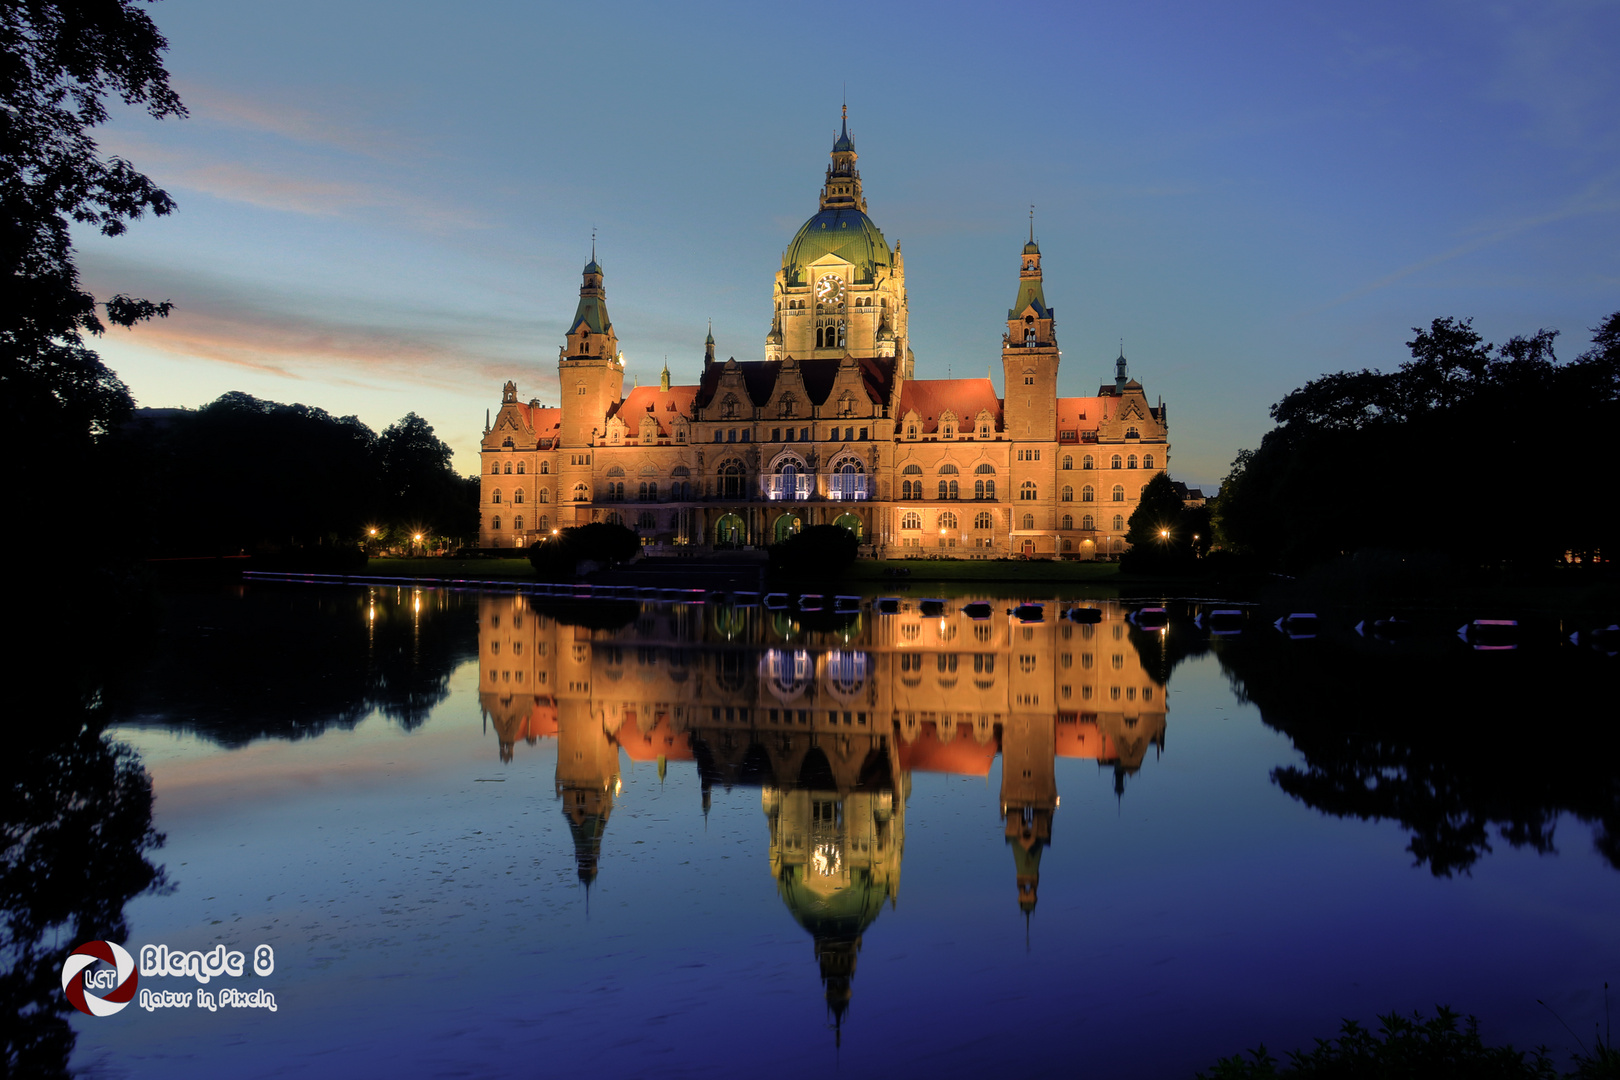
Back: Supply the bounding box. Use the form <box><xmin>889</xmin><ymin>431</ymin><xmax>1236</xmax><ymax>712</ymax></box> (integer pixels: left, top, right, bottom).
<box><xmin>1313</xmin><ymin>171</ymin><xmax>1620</xmax><ymax>310</ymax></box>
<box><xmin>99</xmin><ymin>131</ymin><xmax>483</xmax><ymax>230</ymax></box>
<box><xmin>83</xmin><ymin>253</ymin><xmax>562</xmax><ymax>396</ymax></box>
<box><xmin>174</xmin><ymin>79</ymin><xmax>427</xmax><ymax>161</ymax></box>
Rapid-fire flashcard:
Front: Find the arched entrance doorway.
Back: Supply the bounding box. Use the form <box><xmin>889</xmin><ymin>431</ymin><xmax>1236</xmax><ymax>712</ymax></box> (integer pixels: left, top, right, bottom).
<box><xmin>773</xmin><ymin>513</ymin><xmax>802</xmax><ymax>543</ymax></box>
<box><xmin>715</xmin><ymin>513</ymin><xmax>745</xmax><ymax>548</ymax></box>
<box><xmin>833</xmin><ymin>513</ymin><xmax>863</xmax><ymax>539</ymax></box>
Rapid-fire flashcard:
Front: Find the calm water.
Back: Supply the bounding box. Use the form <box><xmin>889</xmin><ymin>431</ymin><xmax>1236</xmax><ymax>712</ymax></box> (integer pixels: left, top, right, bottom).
<box><xmin>34</xmin><ymin>584</ymin><xmax>1620</xmax><ymax>1077</ymax></box>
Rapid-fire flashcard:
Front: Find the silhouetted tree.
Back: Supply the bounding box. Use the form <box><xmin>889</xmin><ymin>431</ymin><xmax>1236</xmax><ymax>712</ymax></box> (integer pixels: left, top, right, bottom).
<box><xmin>1217</xmin><ymin>313</ymin><xmax>1620</xmax><ymax>572</ymax></box>
<box><xmin>2</xmin><ymin>0</ymin><xmax>186</xmax><ymax>527</ymax></box>
<box><xmin>769</xmin><ymin>523</ymin><xmax>859</xmax><ymax>578</ymax></box>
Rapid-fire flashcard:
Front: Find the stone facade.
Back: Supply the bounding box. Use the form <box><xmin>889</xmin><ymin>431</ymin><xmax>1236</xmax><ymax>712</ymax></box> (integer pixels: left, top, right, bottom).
<box><xmin>480</xmin><ymin>114</ymin><xmax>1169</xmax><ymax>558</ymax></box>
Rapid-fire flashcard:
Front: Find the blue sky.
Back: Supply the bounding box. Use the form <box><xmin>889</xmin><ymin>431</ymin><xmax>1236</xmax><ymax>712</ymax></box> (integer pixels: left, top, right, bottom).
<box><xmin>80</xmin><ymin>0</ymin><xmax>1620</xmax><ymax>487</ymax></box>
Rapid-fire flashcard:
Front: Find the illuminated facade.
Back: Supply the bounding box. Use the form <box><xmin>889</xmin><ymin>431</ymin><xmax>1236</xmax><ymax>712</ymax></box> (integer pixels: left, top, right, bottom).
<box><xmin>480</xmin><ymin>113</ymin><xmax>1170</xmax><ymax>558</ymax></box>
<box><xmin>476</xmin><ymin>595</ymin><xmax>1169</xmax><ymax>1019</ymax></box>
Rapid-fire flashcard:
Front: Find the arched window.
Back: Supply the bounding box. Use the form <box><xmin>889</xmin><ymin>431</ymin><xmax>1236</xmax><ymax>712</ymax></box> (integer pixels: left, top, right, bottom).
<box><xmin>1112</xmin><ymin>485</ymin><xmax>1125</xmax><ymax>502</ymax></box>
<box><xmin>516</xmin><ymin>462</ymin><xmax>526</xmax><ymax>474</ymax></box>
<box><xmin>974</xmin><ymin>512</ymin><xmax>992</xmax><ymax>530</ymax></box>
<box><xmin>503</xmin><ymin>462</ymin><xmax>512</xmax><ymax>474</ymax></box>
<box><xmin>832</xmin><ymin>459</ymin><xmax>866</xmax><ymax>501</ymax></box>
<box><xmin>576</xmin><ymin>382</ymin><xmax>586</xmax><ymax>396</ymax></box>
<box><xmin>939</xmin><ymin>511</ymin><xmax>958</xmax><ymax>530</ymax></box>
<box><xmin>1126</xmin><ymin>426</ymin><xmax>1139</xmax><ymax>439</ymax></box>
<box><xmin>539</xmin><ymin>515</ymin><xmax>549</xmax><ymax>531</ymax></box>
<box><xmin>514</xmin><ymin>515</ymin><xmax>523</xmax><ymax>530</ymax></box>
<box><xmin>974</xmin><ymin>463</ymin><xmax>995</xmax><ymax>475</ymax></box>
<box><xmin>538</xmin><ymin>489</ymin><xmax>549</xmax><ymax>503</ymax></box>
<box><xmin>1061</xmin><ymin>514</ymin><xmax>1073</xmax><ymax>530</ymax></box>
<box><xmin>490</xmin><ymin>462</ymin><xmax>500</xmax><ymax>475</ymax></box>
<box><xmin>720</xmin><ymin>460</ymin><xmax>745</xmax><ymax>499</ymax></box>
<box><xmin>607</xmin><ymin>465</ymin><xmax>625</xmax><ymax>478</ymax></box>
<box><xmin>1021</xmin><ymin>513</ymin><xmax>1034</xmax><ymax>530</ymax></box>
<box><xmin>773</xmin><ymin>455</ymin><xmax>809</xmax><ymax>501</ymax></box>
<box><xmin>540</xmin><ymin>461</ymin><xmax>549</xmax><ymax>474</ymax></box>
<box><xmin>1020</xmin><ymin>481</ymin><xmax>1036</xmax><ymax>501</ymax></box>
<box><xmin>1111</xmin><ymin>455</ymin><xmax>1122</xmax><ymax>469</ymax></box>
<box><xmin>492</xmin><ymin>515</ymin><xmax>502</xmax><ymax>529</ymax></box>
<box><xmin>605</xmin><ymin>511</ymin><xmax>622</xmax><ymax>526</ymax></box>
<box><xmin>938</xmin><ymin>463</ymin><xmax>959</xmax><ymax>475</ymax></box>
<box><xmin>1061</xmin><ymin>455</ymin><xmax>1072</xmax><ymax>470</ymax></box>
<box><xmin>514</xmin><ymin>489</ymin><xmax>524</xmax><ymax>504</ymax></box>
<box><xmin>974</xmin><ymin>479</ymin><xmax>985</xmax><ymax>500</ymax></box>
<box><xmin>1113</xmin><ymin>515</ymin><xmax>1124</xmax><ymax>530</ymax></box>
<box><xmin>902</xmin><ymin>480</ymin><xmax>915</xmax><ymax>499</ymax></box>
<box><xmin>1082</xmin><ymin>455</ymin><xmax>1094</xmax><ymax>469</ymax></box>
<box><xmin>1143</xmin><ymin>454</ymin><xmax>1155</xmax><ymax>470</ymax></box>
<box><xmin>638</xmin><ymin>511</ymin><xmax>656</xmax><ymax>529</ymax></box>
<box><xmin>1082</xmin><ymin>514</ymin><xmax>1095</xmax><ymax>529</ymax></box>
<box><xmin>902</xmin><ymin>512</ymin><xmax>921</xmax><ymax>530</ymax></box>
<box><xmin>1060</xmin><ymin>486</ymin><xmax>1073</xmax><ymax>502</ymax></box>
<box><xmin>493</xmin><ymin>489</ymin><xmax>503</xmax><ymax>504</ymax></box>
<box><xmin>1081</xmin><ymin>486</ymin><xmax>1094</xmax><ymax>502</ymax></box>
<box><xmin>903</xmin><ymin>464</ymin><xmax>923</xmax><ymax>475</ymax></box>
<box><xmin>1127</xmin><ymin>454</ymin><xmax>1138</xmax><ymax>469</ymax></box>
<box><xmin>573</xmin><ymin>484</ymin><xmax>588</xmax><ymax>502</ymax></box>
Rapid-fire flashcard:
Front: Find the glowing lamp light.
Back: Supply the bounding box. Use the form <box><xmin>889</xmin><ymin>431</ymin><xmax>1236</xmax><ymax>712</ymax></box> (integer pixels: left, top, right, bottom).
<box><xmin>1159</xmin><ymin>529</ymin><xmax>1169</xmax><ymax>538</ymax></box>
<box><xmin>413</xmin><ymin>533</ymin><xmax>424</xmax><ymax>542</ymax></box>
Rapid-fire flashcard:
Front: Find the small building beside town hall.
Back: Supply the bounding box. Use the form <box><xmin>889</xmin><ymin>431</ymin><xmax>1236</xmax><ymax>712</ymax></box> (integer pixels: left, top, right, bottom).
<box><xmin>480</xmin><ymin>112</ymin><xmax>1170</xmax><ymax>559</ymax></box>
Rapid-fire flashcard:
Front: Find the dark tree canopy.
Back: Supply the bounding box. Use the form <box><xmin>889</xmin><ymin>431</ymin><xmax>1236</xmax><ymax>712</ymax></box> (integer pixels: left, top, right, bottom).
<box><xmin>1120</xmin><ymin>473</ymin><xmax>1210</xmax><ymax>574</ymax></box>
<box><xmin>2</xmin><ymin>0</ymin><xmax>185</xmax><ymax>532</ymax></box>
<box><xmin>1216</xmin><ymin>313</ymin><xmax>1620</xmax><ymax>571</ymax></box>
<box><xmin>769</xmin><ymin>523</ymin><xmax>859</xmax><ymax>578</ymax></box>
<box><xmin>107</xmin><ymin>394</ymin><xmax>480</xmax><ymax>554</ymax></box>
<box><xmin>529</xmin><ymin>521</ymin><xmax>640</xmax><ymax>579</ymax></box>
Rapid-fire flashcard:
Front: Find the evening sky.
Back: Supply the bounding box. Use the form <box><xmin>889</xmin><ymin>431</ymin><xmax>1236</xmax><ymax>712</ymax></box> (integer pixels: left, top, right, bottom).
<box><xmin>78</xmin><ymin>0</ymin><xmax>1620</xmax><ymax>486</ymax></box>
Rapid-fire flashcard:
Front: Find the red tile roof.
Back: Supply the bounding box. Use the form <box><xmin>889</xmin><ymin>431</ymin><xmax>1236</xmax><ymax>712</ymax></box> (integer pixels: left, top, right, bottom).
<box><xmin>896</xmin><ymin>378</ymin><xmax>1002</xmax><ymax>434</ymax></box>
<box><xmin>1056</xmin><ymin>397</ymin><xmax>1103</xmax><ymax>433</ymax></box>
<box><xmin>512</xmin><ymin>404</ymin><xmax>563</xmax><ymax>436</ymax></box>
<box><xmin>608</xmin><ymin>384</ymin><xmax>698</xmax><ymax>437</ymax></box>
<box><xmin>897</xmin><ymin>721</ymin><xmax>997</xmax><ymax>776</ymax></box>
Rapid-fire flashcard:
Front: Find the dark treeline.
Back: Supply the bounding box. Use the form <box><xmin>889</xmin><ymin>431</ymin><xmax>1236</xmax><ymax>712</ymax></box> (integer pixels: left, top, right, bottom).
<box><xmin>1217</xmin><ymin>313</ymin><xmax>1620</xmax><ymax>573</ymax></box>
<box><xmin>107</xmin><ymin>393</ymin><xmax>479</xmax><ymax>556</ymax></box>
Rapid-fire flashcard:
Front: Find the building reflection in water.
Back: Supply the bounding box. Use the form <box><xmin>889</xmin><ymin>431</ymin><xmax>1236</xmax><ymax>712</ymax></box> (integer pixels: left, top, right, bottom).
<box><xmin>476</xmin><ymin>595</ymin><xmax>1167</xmax><ymax>1025</ymax></box>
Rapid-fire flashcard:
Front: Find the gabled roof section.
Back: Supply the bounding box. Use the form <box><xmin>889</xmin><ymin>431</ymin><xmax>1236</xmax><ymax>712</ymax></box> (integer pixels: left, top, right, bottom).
<box><xmin>606</xmin><ymin>384</ymin><xmax>698</xmax><ymax>437</ymax></box>
<box><xmin>896</xmin><ymin>378</ymin><xmax>1002</xmax><ymax>434</ymax></box>
<box><xmin>693</xmin><ymin>356</ymin><xmax>896</xmax><ymax>409</ymax></box>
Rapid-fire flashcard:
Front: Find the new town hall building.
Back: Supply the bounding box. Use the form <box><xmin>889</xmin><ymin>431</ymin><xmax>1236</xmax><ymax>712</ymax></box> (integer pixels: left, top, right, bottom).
<box><xmin>480</xmin><ymin>114</ymin><xmax>1169</xmax><ymax>558</ymax></box>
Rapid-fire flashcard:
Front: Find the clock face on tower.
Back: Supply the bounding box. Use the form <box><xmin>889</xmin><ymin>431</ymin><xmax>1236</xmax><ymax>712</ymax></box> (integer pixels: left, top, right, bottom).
<box><xmin>815</xmin><ymin>274</ymin><xmax>845</xmax><ymax>305</ymax></box>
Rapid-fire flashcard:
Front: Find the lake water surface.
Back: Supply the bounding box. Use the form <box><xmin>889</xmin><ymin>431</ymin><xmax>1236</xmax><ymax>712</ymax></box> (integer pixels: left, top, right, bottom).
<box><xmin>38</xmin><ymin>584</ymin><xmax>1620</xmax><ymax>1078</ymax></box>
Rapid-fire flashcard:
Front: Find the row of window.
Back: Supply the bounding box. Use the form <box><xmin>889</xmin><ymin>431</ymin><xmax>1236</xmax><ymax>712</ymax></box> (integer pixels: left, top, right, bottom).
<box><xmin>1058</xmin><ymin>453</ymin><xmax>1155</xmax><ymax>470</ymax></box>
<box><xmin>900</xmin><ymin>479</ymin><xmax>997</xmax><ymax>500</ymax></box>
<box><xmin>899</xmin><ymin>511</ymin><xmax>1126</xmax><ymax>532</ymax></box>
<box><xmin>489</xmin><ymin>515</ymin><xmax>548</xmax><ymax>531</ymax></box>
<box><xmin>490</xmin><ymin>489</ymin><xmax>548</xmax><ymax>504</ymax></box>
<box><xmin>491</xmin><ymin>451</ymin><xmax>1153</xmax><ymax>476</ymax></box>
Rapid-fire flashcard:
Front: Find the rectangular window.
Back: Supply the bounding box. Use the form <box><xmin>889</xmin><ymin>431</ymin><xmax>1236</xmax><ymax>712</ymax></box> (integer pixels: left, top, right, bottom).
<box><xmin>772</xmin><ymin>428</ymin><xmax>781</xmax><ymax>441</ymax></box>
<box><xmin>801</xmin><ymin>427</ymin><xmax>810</xmax><ymax>441</ymax></box>
<box><xmin>740</xmin><ymin>430</ymin><xmax>750</xmax><ymax>442</ymax></box>
<box><xmin>713</xmin><ymin>431</ymin><xmax>723</xmax><ymax>442</ymax></box>
<box><xmin>859</xmin><ymin>427</ymin><xmax>868</xmax><ymax>440</ymax></box>
<box><xmin>785</xmin><ymin>428</ymin><xmax>795</xmax><ymax>442</ymax></box>
<box><xmin>728</xmin><ymin>430</ymin><xmax>736</xmax><ymax>442</ymax></box>
<box><xmin>1035</xmin><ymin>450</ymin><xmax>1041</xmax><ymax>461</ymax></box>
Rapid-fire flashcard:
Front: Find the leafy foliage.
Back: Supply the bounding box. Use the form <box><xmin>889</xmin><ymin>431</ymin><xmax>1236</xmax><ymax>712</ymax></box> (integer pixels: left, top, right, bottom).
<box><xmin>768</xmin><ymin>522</ymin><xmax>859</xmax><ymax>578</ymax></box>
<box><xmin>106</xmin><ymin>393</ymin><xmax>479</xmax><ymax>553</ymax></box>
<box><xmin>1200</xmin><ymin>1008</ymin><xmax>1559</xmax><ymax>1078</ymax></box>
<box><xmin>1120</xmin><ymin>473</ymin><xmax>1212</xmax><ymax>574</ymax></box>
<box><xmin>2</xmin><ymin>0</ymin><xmax>185</xmax><ymax>528</ymax></box>
<box><xmin>528</xmin><ymin>521</ymin><xmax>640</xmax><ymax>579</ymax></box>
<box><xmin>1216</xmin><ymin>314</ymin><xmax>1620</xmax><ymax>571</ymax></box>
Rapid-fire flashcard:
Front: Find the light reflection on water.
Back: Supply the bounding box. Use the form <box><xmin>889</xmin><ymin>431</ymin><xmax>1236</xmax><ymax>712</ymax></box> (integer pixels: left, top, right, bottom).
<box><xmin>55</xmin><ymin>585</ymin><xmax>1620</xmax><ymax>1079</ymax></box>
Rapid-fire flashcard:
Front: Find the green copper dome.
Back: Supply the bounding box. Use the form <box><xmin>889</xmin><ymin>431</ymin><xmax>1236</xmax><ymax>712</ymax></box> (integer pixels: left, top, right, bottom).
<box><xmin>782</xmin><ymin>208</ymin><xmax>892</xmax><ymax>285</ymax></box>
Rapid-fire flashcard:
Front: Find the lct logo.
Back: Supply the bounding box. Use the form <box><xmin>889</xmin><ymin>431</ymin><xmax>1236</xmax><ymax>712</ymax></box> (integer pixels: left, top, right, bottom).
<box><xmin>61</xmin><ymin>941</ymin><xmax>139</xmax><ymax>1017</ymax></box>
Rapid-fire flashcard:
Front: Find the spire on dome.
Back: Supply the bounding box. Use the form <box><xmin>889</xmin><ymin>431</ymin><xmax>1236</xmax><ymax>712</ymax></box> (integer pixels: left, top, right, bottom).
<box><xmin>1024</xmin><ymin>205</ymin><xmax>1039</xmax><ymax>255</ymax></box>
